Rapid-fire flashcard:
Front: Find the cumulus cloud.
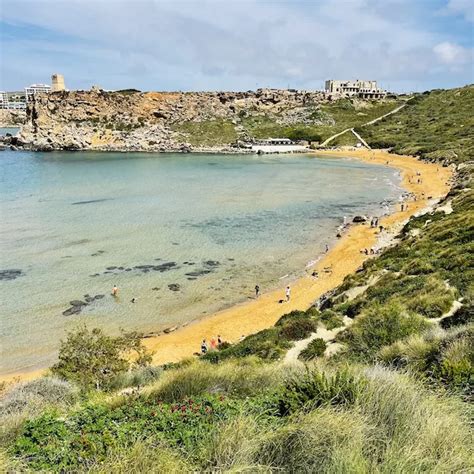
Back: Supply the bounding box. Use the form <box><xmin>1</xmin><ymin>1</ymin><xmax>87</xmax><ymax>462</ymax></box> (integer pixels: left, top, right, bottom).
<box><xmin>0</xmin><ymin>0</ymin><xmax>472</xmax><ymax>92</ymax></box>
<box><xmin>433</xmin><ymin>41</ymin><xmax>472</xmax><ymax>65</ymax></box>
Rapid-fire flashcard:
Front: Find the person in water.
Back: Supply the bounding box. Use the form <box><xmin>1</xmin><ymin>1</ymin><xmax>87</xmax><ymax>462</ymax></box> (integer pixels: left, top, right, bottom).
<box><xmin>112</xmin><ymin>285</ymin><xmax>118</xmax><ymax>296</ymax></box>
<box><xmin>255</xmin><ymin>285</ymin><xmax>260</xmax><ymax>298</ymax></box>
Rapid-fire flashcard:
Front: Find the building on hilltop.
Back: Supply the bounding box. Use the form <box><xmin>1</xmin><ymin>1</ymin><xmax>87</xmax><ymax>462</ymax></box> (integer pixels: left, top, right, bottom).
<box><xmin>25</xmin><ymin>83</ymin><xmax>51</xmax><ymax>102</ymax></box>
<box><xmin>1</xmin><ymin>90</ymin><xmax>27</xmax><ymax>109</ymax></box>
<box><xmin>51</xmin><ymin>73</ymin><xmax>66</xmax><ymax>92</ymax></box>
<box><xmin>325</xmin><ymin>80</ymin><xmax>386</xmax><ymax>99</ymax></box>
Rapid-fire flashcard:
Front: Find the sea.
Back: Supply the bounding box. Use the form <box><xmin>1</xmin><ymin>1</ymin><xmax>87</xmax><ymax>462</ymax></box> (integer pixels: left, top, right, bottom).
<box><xmin>0</xmin><ymin>148</ymin><xmax>402</xmax><ymax>376</ymax></box>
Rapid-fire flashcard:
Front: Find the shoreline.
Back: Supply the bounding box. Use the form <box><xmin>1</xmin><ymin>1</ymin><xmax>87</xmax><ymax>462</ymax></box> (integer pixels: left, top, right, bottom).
<box><xmin>0</xmin><ymin>149</ymin><xmax>452</xmax><ymax>384</ymax></box>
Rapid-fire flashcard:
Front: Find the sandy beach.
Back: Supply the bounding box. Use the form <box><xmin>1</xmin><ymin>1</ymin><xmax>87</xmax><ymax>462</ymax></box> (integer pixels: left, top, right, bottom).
<box><xmin>1</xmin><ymin>149</ymin><xmax>452</xmax><ymax>384</ymax></box>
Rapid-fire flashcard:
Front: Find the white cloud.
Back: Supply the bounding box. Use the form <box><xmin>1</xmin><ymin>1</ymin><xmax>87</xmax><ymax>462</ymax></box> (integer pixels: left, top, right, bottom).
<box><xmin>445</xmin><ymin>0</ymin><xmax>474</xmax><ymax>22</ymax></box>
<box><xmin>0</xmin><ymin>0</ymin><xmax>473</xmax><ymax>92</ymax></box>
<box><xmin>433</xmin><ymin>41</ymin><xmax>471</xmax><ymax>65</ymax></box>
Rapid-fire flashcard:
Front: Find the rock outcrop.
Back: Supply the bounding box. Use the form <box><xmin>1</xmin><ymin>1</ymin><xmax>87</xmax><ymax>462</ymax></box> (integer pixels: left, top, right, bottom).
<box><xmin>17</xmin><ymin>89</ymin><xmax>330</xmax><ymax>152</ymax></box>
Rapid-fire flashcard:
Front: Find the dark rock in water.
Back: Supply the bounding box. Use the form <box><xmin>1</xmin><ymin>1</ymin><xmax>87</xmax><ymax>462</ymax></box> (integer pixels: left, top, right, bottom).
<box><xmin>97</xmin><ymin>250</ymin><xmax>105</xmax><ymax>254</ymax></box>
<box><xmin>187</xmin><ymin>277</ymin><xmax>197</xmax><ymax>280</ymax></box>
<box><xmin>0</xmin><ymin>269</ymin><xmax>23</xmax><ymax>281</ymax></box>
<box><xmin>172</xmin><ymin>242</ymin><xmax>179</xmax><ymax>246</ymax></box>
<box><xmin>70</xmin><ymin>300</ymin><xmax>87</xmax><ymax>307</ymax></box>
<box><xmin>168</xmin><ymin>283</ymin><xmax>181</xmax><ymax>292</ymax></box>
<box><xmin>94</xmin><ymin>294</ymin><xmax>105</xmax><ymax>300</ymax></box>
<box><xmin>84</xmin><ymin>294</ymin><xmax>90</xmax><ymax>298</ymax></box>
<box><xmin>163</xmin><ymin>326</ymin><xmax>178</xmax><ymax>334</ymax></box>
<box><xmin>151</xmin><ymin>287</ymin><xmax>160</xmax><ymax>291</ymax></box>
<box><xmin>204</xmin><ymin>260</ymin><xmax>220</xmax><ymax>267</ymax></box>
<box><xmin>125</xmin><ymin>268</ymin><xmax>132</xmax><ymax>271</ymax></box>
<box><xmin>85</xmin><ymin>296</ymin><xmax>94</xmax><ymax>303</ymax></box>
<box><xmin>184</xmin><ymin>262</ymin><xmax>195</xmax><ymax>265</ymax></box>
<box><xmin>106</xmin><ymin>266</ymin><xmax>117</xmax><ymax>270</ymax></box>
<box><xmin>63</xmin><ymin>306</ymin><xmax>82</xmax><ymax>316</ymax></box>
<box><xmin>118</xmin><ymin>266</ymin><xmax>124</xmax><ymax>270</ymax></box>
<box><xmin>228</xmin><ymin>258</ymin><xmax>235</xmax><ymax>261</ymax></box>
<box><xmin>353</xmin><ymin>215</ymin><xmax>367</xmax><ymax>223</ymax></box>
<box><xmin>90</xmin><ymin>273</ymin><xmax>100</xmax><ymax>277</ymax></box>
<box><xmin>185</xmin><ymin>269</ymin><xmax>212</xmax><ymax>277</ymax></box>
<box><xmin>135</xmin><ymin>262</ymin><xmax>177</xmax><ymax>273</ymax></box>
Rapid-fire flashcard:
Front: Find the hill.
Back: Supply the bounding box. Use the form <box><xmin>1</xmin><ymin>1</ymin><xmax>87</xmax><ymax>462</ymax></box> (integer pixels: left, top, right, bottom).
<box><xmin>1</xmin><ymin>86</ymin><xmax>473</xmax><ymax>472</ymax></box>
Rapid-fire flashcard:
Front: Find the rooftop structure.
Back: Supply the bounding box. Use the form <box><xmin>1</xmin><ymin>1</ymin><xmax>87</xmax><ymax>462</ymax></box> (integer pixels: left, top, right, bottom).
<box><xmin>325</xmin><ymin>80</ymin><xmax>386</xmax><ymax>99</ymax></box>
<box><xmin>25</xmin><ymin>83</ymin><xmax>51</xmax><ymax>102</ymax></box>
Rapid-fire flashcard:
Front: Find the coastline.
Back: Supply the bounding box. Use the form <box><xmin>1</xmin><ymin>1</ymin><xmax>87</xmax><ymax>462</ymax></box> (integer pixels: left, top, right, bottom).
<box><xmin>0</xmin><ymin>149</ymin><xmax>452</xmax><ymax>384</ymax></box>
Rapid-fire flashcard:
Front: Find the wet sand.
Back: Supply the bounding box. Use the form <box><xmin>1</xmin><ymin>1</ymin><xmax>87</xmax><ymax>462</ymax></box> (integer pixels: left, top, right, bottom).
<box><xmin>1</xmin><ymin>150</ymin><xmax>452</xmax><ymax>383</ymax></box>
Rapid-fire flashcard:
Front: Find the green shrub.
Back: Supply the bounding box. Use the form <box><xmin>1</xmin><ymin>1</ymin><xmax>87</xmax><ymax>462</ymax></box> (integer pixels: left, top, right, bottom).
<box><xmin>279</xmin><ymin>318</ymin><xmax>316</xmax><ymax>341</ymax></box>
<box><xmin>298</xmin><ymin>338</ymin><xmax>327</xmax><ymax>361</ymax></box>
<box><xmin>275</xmin><ymin>310</ymin><xmax>308</xmax><ymax>326</ymax></box>
<box><xmin>441</xmin><ymin>302</ymin><xmax>473</xmax><ymax>328</ymax></box>
<box><xmin>320</xmin><ymin>310</ymin><xmax>344</xmax><ymax>329</ymax></box>
<box><xmin>277</xmin><ymin>368</ymin><xmax>365</xmax><ymax>416</ymax></box>
<box><xmin>145</xmin><ymin>359</ymin><xmax>282</xmax><ymax>403</ymax></box>
<box><xmin>340</xmin><ymin>302</ymin><xmax>432</xmax><ymax>360</ymax></box>
<box><xmin>107</xmin><ymin>365</ymin><xmax>162</xmax><ymax>391</ymax></box>
<box><xmin>51</xmin><ymin>326</ymin><xmax>153</xmax><ymax>391</ymax></box>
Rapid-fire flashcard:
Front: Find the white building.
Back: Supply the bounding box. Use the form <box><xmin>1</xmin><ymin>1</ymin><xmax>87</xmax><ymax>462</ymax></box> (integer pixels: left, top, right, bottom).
<box><xmin>325</xmin><ymin>80</ymin><xmax>386</xmax><ymax>99</ymax></box>
<box><xmin>25</xmin><ymin>83</ymin><xmax>51</xmax><ymax>102</ymax></box>
<box><xmin>0</xmin><ymin>91</ymin><xmax>26</xmax><ymax>109</ymax></box>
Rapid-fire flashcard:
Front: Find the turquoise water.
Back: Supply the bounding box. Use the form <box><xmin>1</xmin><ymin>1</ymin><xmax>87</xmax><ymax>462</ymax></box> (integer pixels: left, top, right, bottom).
<box><xmin>0</xmin><ymin>151</ymin><xmax>402</xmax><ymax>375</ymax></box>
<box><xmin>0</xmin><ymin>127</ymin><xmax>20</xmax><ymax>136</ymax></box>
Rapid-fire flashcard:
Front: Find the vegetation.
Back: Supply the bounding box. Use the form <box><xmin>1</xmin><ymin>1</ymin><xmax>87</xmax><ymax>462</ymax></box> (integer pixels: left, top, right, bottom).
<box><xmin>2</xmin><ymin>85</ymin><xmax>473</xmax><ymax>471</ymax></box>
<box><xmin>298</xmin><ymin>338</ymin><xmax>327</xmax><ymax>361</ymax></box>
<box><xmin>361</xmin><ymin>85</ymin><xmax>474</xmax><ymax>164</ymax></box>
<box><xmin>172</xmin><ymin>119</ymin><xmax>238</xmax><ymax>146</ymax></box>
<box><xmin>51</xmin><ymin>326</ymin><xmax>153</xmax><ymax>391</ymax></box>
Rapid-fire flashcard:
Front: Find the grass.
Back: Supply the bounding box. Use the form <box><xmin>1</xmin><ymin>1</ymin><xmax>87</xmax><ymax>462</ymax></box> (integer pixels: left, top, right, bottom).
<box><xmin>171</xmin><ymin>119</ymin><xmax>238</xmax><ymax>146</ymax></box>
<box><xmin>361</xmin><ymin>85</ymin><xmax>474</xmax><ymax>164</ymax></box>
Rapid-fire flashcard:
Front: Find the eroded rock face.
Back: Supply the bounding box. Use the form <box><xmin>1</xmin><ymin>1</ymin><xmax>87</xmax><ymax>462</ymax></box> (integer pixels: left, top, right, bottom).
<box><xmin>18</xmin><ymin>89</ymin><xmax>329</xmax><ymax>152</ymax></box>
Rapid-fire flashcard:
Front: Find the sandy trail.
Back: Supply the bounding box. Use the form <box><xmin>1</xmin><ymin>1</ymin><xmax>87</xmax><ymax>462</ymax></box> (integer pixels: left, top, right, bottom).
<box><xmin>1</xmin><ymin>150</ymin><xmax>452</xmax><ymax>384</ymax></box>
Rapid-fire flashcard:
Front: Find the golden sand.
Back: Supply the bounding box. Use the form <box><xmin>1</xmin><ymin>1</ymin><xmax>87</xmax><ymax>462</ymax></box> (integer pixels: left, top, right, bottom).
<box><xmin>1</xmin><ymin>150</ymin><xmax>452</xmax><ymax>384</ymax></box>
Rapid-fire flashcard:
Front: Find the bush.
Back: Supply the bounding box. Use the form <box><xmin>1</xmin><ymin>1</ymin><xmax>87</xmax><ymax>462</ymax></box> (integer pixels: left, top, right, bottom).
<box><xmin>275</xmin><ymin>310</ymin><xmax>308</xmax><ymax>326</ymax></box>
<box><xmin>277</xmin><ymin>368</ymin><xmax>365</xmax><ymax>416</ymax></box>
<box><xmin>298</xmin><ymin>338</ymin><xmax>327</xmax><ymax>361</ymax></box>
<box><xmin>441</xmin><ymin>302</ymin><xmax>473</xmax><ymax>328</ymax></box>
<box><xmin>279</xmin><ymin>318</ymin><xmax>316</xmax><ymax>341</ymax></box>
<box><xmin>0</xmin><ymin>377</ymin><xmax>79</xmax><ymax>445</ymax></box>
<box><xmin>107</xmin><ymin>366</ymin><xmax>162</xmax><ymax>391</ymax></box>
<box><xmin>341</xmin><ymin>303</ymin><xmax>432</xmax><ymax>360</ymax></box>
<box><xmin>320</xmin><ymin>310</ymin><xmax>344</xmax><ymax>329</ymax></box>
<box><xmin>145</xmin><ymin>359</ymin><xmax>283</xmax><ymax>403</ymax></box>
<box><xmin>51</xmin><ymin>326</ymin><xmax>153</xmax><ymax>391</ymax></box>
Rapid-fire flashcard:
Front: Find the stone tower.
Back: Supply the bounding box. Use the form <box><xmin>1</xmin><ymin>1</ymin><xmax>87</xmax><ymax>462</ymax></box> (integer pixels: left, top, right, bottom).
<box><xmin>51</xmin><ymin>73</ymin><xmax>66</xmax><ymax>92</ymax></box>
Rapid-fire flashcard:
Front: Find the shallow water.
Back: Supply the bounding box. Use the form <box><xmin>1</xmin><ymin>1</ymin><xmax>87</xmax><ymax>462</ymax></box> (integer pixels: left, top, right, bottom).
<box><xmin>0</xmin><ymin>150</ymin><xmax>401</xmax><ymax>375</ymax></box>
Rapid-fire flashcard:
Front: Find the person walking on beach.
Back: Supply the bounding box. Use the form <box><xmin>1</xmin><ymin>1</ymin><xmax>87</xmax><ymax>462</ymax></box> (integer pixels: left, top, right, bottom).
<box><xmin>201</xmin><ymin>339</ymin><xmax>208</xmax><ymax>355</ymax></box>
<box><xmin>255</xmin><ymin>284</ymin><xmax>260</xmax><ymax>298</ymax></box>
<box><xmin>112</xmin><ymin>285</ymin><xmax>118</xmax><ymax>296</ymax></box>
<box><xmin>325</xmin><ymin>244</ymin><xmax>329</xmax><ymax>253</ymax></box>
<box><xmin>286</xmin><ymin>285</ymin><xmax>291</xmax><ymax>302</ymax></box>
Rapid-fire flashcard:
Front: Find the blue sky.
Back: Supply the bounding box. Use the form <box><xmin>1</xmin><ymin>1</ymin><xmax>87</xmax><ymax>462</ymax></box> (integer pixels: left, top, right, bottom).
<box><xmin>1</xmin><ymin>0</ymin><xmax>472</xmax><ymax>92</ymax></box>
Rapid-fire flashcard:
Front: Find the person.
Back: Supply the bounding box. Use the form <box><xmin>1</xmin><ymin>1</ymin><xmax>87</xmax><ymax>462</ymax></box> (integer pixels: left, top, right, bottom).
<box><xmin>311</xmin><ymin>270</ymin><xmax>318</xmax><ymax>279</ymax></box>
<box><xmin>210</xmin><ymin>337</ymin><xmax>217</xmax><ymax>350</ymax></box>
<box><xmin>286</xmin><ymin>285</ymin><xmax>291</xmax><ymax>302</ymax></box>
<box><xmin>217</xmin><ymin>335</ymin><xmax>222</xmax><ymax>345</ymax></box>
<box><xmin>255</xmin><ymin>284</ymin><xmax>260</xmax><ymax>298</ymax></box>
<box><xmin>325</xmin><ymin>244</ymin><xmax>329</xmax><ymax>253</ymax></box>
<box><xmin>343</xmin><ymin>216</ymin><xmax>347</xmax><ymax>226</ymax></box>
<box><xmin>201</xmin><ymin>339</ymin><xmax>208</xmax><ymax>355</ymax></box>
<box><xmin>379</xmin><ymin>225</ymin><xmax>384</xmax><ymax>233</ymax></box>
<box><xmin>131</xmin><ymin>297</ymin><xmax>137</xmax><ymax>303</ymax></box>
<box><xmin>112</xmin><ymin>285</ymin><xmax>118</xmax><ymax>296</ymax></box>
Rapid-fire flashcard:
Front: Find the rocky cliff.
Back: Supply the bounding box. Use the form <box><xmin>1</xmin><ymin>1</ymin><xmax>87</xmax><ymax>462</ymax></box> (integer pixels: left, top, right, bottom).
<box><xmin>17</xmin><ymin>89</ymin><xmax>332</xmax><ymax>152</ymax></box>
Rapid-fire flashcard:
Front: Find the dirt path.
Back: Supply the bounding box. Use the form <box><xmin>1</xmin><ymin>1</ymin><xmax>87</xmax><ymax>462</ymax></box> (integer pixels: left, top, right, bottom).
<box><xmin>283</xmin><ymin>316</ymin><xmax>352</xmax><ymax>365</ymax></box>
<box><xmin>321</xmin><ymin>100</ymin><xmax>411</xmax><ymax>147</ymax></box>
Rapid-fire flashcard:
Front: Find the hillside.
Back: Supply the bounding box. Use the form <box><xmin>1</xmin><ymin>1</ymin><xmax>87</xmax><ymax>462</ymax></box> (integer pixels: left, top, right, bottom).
<box><xmin>12</xmin><ymin>88</ymin><xmax>402</xmax><ymax>152</ymax></box>
<box><xmin>1</xmin><ymin>86</ymin><xmax>473</xmax><ymax>472</ymax></box>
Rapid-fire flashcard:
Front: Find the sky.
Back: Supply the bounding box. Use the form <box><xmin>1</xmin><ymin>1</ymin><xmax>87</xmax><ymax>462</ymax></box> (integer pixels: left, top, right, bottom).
<box><xmin>0</xmin><ymin>0</ymin><xmax>473</xmax><ymax>93</ymax></box>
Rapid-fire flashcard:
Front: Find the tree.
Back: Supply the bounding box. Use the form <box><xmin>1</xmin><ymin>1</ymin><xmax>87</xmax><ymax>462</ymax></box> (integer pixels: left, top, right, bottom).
<box><xmin>52</xmin><ymin>326</ymin><xmax>153</xmax><ymax>390</ymax></box>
